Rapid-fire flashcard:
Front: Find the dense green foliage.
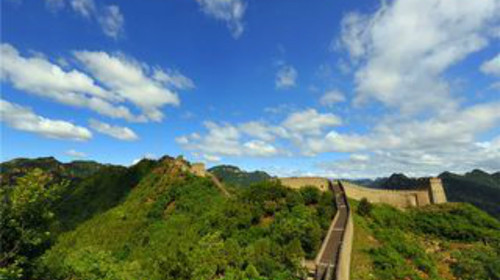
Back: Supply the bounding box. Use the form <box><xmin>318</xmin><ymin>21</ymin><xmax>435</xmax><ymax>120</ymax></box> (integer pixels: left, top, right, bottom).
<box><xmin>1</xmin><ymin>159</ymin><xmax>335</xmax><ymax>280</ymax></box>
<box><xmin>53</xmin><ymin>159</ymin><xmax>158</xmax><ymax>232</ymax></box>
<box><xmin>351</xmin><ymin>201</ymin><xmax>500</xmax><ymax>280</ymax></box>
<box><xmin>0</xmin><ymin>157</ymin><xmax>104</xmax><ymax>186</ymax></box>
<box><xmin>357</xmin><ymin>198</ymin><xmax>372</xmax><ymax>217</ymax></box>
<box><xmin>0</xmin><ymin>169</ymin><xmax>66</xmax><ymax>279</ymax></box>
<box><xmin>439</xmin><ymin>170</ymin><xmax>500</xmax><ymax>220</ymax></box>
<box><xmin>208</xmin><ymin>165</ymin><xmax>272</xmax><ymax>187</ymax></box>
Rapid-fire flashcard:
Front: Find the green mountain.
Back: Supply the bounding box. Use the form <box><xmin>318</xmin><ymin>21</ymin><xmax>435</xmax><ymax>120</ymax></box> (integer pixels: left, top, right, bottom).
<box><xmin>2</xmin><ymin>157</ymin><xmax>499</xmax><ymax>280</ymax></box>
<box><xmin>438</xmin><ymin>170</ymin><xmax>500</xmax><ymax>220</ymax></box>
<box><xmin>1</xmin><ymin>157</ymin><xmax>335</xmax><ymax>280</ymax></box>
<box><xmin>0</xmin><ymin>157</ymin><xmax>104</xmax><ymax>186</ymax></box>
<box><xmin>208</xmin><ymin>165</ymin><xmax>272</xmax><ymax>187</ymax></box>
<box><xmin>351</xmin><ymin>200</ymin><xmax>500</xmax><ymax>280</ymax></box>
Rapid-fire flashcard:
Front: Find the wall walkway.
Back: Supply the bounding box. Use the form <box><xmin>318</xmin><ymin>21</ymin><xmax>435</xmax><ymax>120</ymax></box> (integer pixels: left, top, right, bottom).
<box><xmin>313</xmin><ymin>181</ymin><xmax>352</xmax><ymax>280</ymax></box>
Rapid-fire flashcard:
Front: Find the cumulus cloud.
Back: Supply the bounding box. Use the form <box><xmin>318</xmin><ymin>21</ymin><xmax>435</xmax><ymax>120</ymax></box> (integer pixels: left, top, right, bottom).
<box><xmin>275</xmin><ymin>65</ymin><xmax>298</xmax><ymax>89</ymax></box>
<box><xmin>153</xmin><ymin>68</ymin><xmax>195</xmax><ymax>90</ymax></box>
<box><xmin>176</xmin><ymin>109</ymin><xmax>342</xmax><ymax>158</ymax></box>
<box><xmin>309</xmin><ymin>102</ymin><xmax>500</xmax><ymax>177</ymax></box>
<box><xmin>0</xmin><ymin>99</ymin><xmax>92</xmax><ymax>141</ymax></box>
<box><xmin>89</xmin><ymin>119</ymin><xmax>138</xmax><ymax>141</ymax></box>
<box><xmin>66</xmin><ymin>0</ymin><xmax>124</xmax><ymax>38</ymax></box>
<box><xmin>319</xmin><ymin>90</ymin><xmax>346</xmax><ymax>107</ymax></box>
<box><xmin>338</xmin><ymin>0</ymin><xmax>500</xmax><ymax>114</ymax></box>
<box><xmin>203</xmin><ymin>154</ymin><xmax>221</xmax><ymax>162</ymax></box>
<box><xmin>481</xmin><ymin>53</ymin><xmax>500</xmax><ymax>76</ymax></box>
<box><xmin>74</xmin><ymin>51</ymin><xmax>181</xmax><ymax>121</ymax></box>
<box><xmin>97</xmin><ymin>5</ymin><xmax>124</xmax><ymax>39</ymax></box>
<box><xmin>70</xmin><ymin>0</ymin><xmax>95</xmax><ymax>17</ymax></box>
<box><xmin>0</xmin><ymin>44</ymin><xmax>140</xmax><ymax>121</ymax></box>
<box><xmin>1</xmin><ymin>44</ymin><xmax>191</xmax><ymax>123</ymax></box>
<box><xmin>282</xmin><ymin>109</ymin><xmax>341</xmax><ymax>136</ymax></box>
<box><xmin>196</xmin><ymin>0</ymin><xmax>247</xmax><ymax>38</ymax></box>
<box><xmin>65</xmin><ymin>149</ymin><xmax>87</xmax><ymax>158</ymax></box>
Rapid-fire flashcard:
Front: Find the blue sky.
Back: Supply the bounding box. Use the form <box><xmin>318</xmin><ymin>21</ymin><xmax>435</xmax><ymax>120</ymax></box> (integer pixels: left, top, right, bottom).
<box><xmin>1</xmin><ymin>0</ymin><xmax>500</xmax><ymax>178</ymax></box>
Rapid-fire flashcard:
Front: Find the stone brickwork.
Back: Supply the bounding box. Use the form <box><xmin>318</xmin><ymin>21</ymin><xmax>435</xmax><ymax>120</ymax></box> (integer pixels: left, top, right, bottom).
<box><xmin>429</xmin><ymin>178</ymin><xmax>447</xmax><ymax>204</ymax></box>
<box><xmin>190</xmin><ymin>163</ymin><xmax>207</xmax><ymax>177</ymax></box>
<box><xmin>336</xmin><ymin>205</ymin><xmax>353</xmax><ymax>280</ymax></box>
<box><xmin>340</xmin><ymin>179</ymin><xmax>446</xmax><ymax>208</ymax></box>
<box><xmin>278</xmin><ymin>177</ymin><xmax>330</xmax><ymax>192</ymax></box>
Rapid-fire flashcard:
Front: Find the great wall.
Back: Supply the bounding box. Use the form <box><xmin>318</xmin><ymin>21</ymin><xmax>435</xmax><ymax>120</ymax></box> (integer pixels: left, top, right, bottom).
<box><xmin>188</xmin><ymin>162</ymin><xmax>447</xmax><ymax>280</ymax></box>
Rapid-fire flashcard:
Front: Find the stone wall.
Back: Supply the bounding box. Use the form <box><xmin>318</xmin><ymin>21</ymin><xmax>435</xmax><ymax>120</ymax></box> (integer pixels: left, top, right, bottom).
<box><xmin>190</xmin><ymin>163</ymin><xmax>207</xmax><ymax>177</ymax></box>
<box><xmin>429</xmin><ymin>178</ymin><xmax>447</xmax><ymax>204</ymax></box>
<box><xmin>278</xmin><ymin>177</ymin><xmax>330</xmax><ymax>192</ymax></box>
<box><xmin>340</xmin><ymin>181</ymin><xmax>433</xmax><ymax>208</ymax></box>
<box><xmin>336</xmin><ymin>207</ymin><xmax>353</xmax><ymax>280</ymax></box>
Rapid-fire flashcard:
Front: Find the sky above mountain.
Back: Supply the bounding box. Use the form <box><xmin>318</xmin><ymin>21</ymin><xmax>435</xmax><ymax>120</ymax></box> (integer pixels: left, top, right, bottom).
<box><xmin>1</xmin><ymin>0</ymin><xmax>500</xmax><ymax>178</ymax></box>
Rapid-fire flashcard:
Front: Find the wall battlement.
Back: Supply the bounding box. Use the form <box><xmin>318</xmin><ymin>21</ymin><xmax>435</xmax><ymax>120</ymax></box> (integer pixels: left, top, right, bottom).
<box><xmin>342</xmin><ymin>179</ymin><xmax>446</xmax><ymax>208</ymax></box>
<box><xmin>279</xmin><ymin>176</ymin><xmax>446</xmax><ymax>208</ymax></box>
<box><xmin>278</xmin><ymin>177</ymin><xmax>330</xmax><ymax>192</ymax></box>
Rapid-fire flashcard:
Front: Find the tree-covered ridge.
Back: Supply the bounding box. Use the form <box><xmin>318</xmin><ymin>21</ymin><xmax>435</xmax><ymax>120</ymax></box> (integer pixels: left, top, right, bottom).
<box><xmin>1</xmin><ymin>158</ymin><xmax>336</xmax><ymax>280</ymax></box>
<box><xmin>208</xmin><ymin>165</ymin><xmax>272</xmax><ymax>187</ymax></box>
<box><xmin>0</xmin><ymin>157</ymin><xmax>105</xmax><ymax>187</ymax></box>
<box><xmin>351</xmin><ymin>200</ymin><xmax>500</xmax><ymax>280</ymax></box>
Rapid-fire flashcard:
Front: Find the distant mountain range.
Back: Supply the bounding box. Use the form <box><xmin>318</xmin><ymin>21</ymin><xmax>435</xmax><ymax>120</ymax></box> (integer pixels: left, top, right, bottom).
<box><xmin>1</xmin><ymin>156</ymin><xmax>499</xmax><ymax>279</ymax></box>
<box><xmin>350</xmin><ymin>170</ymin><xmax>500</xmax><ymax>219</ymax></box>
<box><xmin>2</xmin><ymin>157</ymin><xmax>499</xmax><ymax>220</ymax></box>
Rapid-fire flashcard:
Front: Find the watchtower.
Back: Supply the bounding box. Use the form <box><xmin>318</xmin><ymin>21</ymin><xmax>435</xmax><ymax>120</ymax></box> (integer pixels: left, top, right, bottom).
<box><xmin>428</xmin><ymin>177</ymin><xmax>447</xmax><ymax>204</ymax></box>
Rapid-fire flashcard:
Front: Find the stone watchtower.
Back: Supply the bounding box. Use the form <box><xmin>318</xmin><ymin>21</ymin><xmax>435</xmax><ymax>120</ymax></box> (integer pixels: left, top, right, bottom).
<box><xmin>190</xmin><ymin>163</ymin><xmax>207</xmax><ymax>177</ymax></box>
<box><xmin>428</xmin><ymin>177</ymin><xmax>447</xmax><ymax>204</ymax></box>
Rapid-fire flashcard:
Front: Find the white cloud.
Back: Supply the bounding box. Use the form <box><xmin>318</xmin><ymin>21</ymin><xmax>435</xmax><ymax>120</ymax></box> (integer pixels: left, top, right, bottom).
<box><xmin>70</xmin><ymin>0</ymin><xmax>96</xmax><ymax>18</ymax></box>
<box><xmin>177</xmin><ymin>109</ymin><xmax>342</xmax><ymax>158</ymax></box>
<box><xmin>282</xmin><ymin>109</ymin><xmax>341</xmax><ymax>136</ymax></box>
<box><xmin>65</xmin><ymin>149</ymin><xmax>87</xmax><ymax>158</ymax></box>
<box><xmin>0</xmin><ymin>99</ymin><xmax>92</xmax><ymax>141</ymax></box>
<box><xmin>196</xmin><ymin>0</ymin><xmax>247</xmax><ymax>38</ymax></box>
<box><xmin>238</xmin><ymin>121</ymin><xmax>278</xmax><ymax>141</ymax></box>
<box><xmin>275</xmin><ymin>65</ymin><xmax>298</xmax><ymax>89</ymax></box>
<box><xmin>98</xmin><ymin>5</ymin><xmax>124</xmax><ymax>39</ymax></box>
<box><xmin>153</xmin><ymin>68</ymin><xmax>195</xmax><ymax>90</ymax></box>
<box><xmin>89</xmin><ymin>119</ymin><xmax>138</xmax><ymax>141</ymax></box>
<box><xmin>243</xmin><ymin>140</ymin><xmax>279</xmax><ymax>156</ymax></box>
<box><xmin>177</xmin><ymin>121</ymin><xmax>281</xmax><ymax>157</ymax></box>
<box><xmin>68</xmin><ymin>0</ymin><xmax>124</xmax><ymax>39</ymax></box>
<box><xmin>319</xmin><ymin>90</ymin><xmax>346</xmax><ymax>107</ymax></box>
<box><xmin>308</xmin><ymin>102</ymin><xmax>500</xmax><ymax>177</ymax></box>
<box><xmin>338</xmin><ymin>0</ymin><xmax>500</xmax><ymax>114</ymax></box>
<box><xmin>480</xmin><ymin>53</ymin><xmax>500</xmax><ymax>76</ymax></box>
<box><xmin>0</xmin><ymin>43</ymin><xmax>145</xmax><ymax>122</ymax></box>
<box><xmin>203</xmin><ymin>154</ymin><xmax>221</xmax><ymax>162</ymax></box>
<box><xmin>75</xmin><ymin>51</ymin><xmax>181</xmax><ymax>121</ymax></box>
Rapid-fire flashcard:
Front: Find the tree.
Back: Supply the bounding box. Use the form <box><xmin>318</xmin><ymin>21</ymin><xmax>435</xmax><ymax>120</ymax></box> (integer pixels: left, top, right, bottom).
<box><xmin>0</xmin><ymin>169</ymin><xmax>66</xmax><ymax>279</ymax></box>
<box><xmin>358</xmin><ymin>198</ymin><xmax>372</xmax><ymax>217</ymax></box>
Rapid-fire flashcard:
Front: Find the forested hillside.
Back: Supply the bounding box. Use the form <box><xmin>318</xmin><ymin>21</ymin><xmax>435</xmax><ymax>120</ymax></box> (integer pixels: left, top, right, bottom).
<box><xmin>1</xmin><ymin>156</ymin><xmax>499</xmax><ymax>280</ymax></box>
<box><xmin>351</xmin><ymin>199</ymin><xmax>500</xmax><ymax>280</ymax></box>
<box><xmin>1</xmin><ymin>157</ymin><xmax>335</xmax><ymax>280</ymax></box>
